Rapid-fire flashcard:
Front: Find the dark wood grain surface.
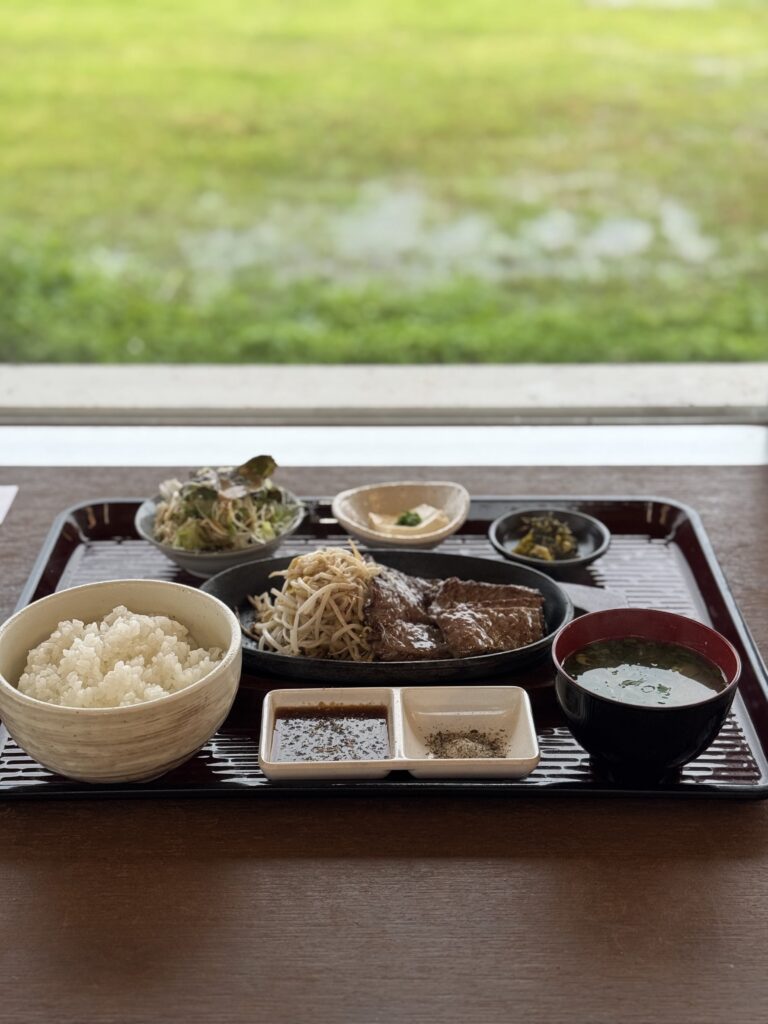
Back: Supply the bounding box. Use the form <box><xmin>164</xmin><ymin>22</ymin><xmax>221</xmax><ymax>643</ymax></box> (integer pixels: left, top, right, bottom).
<box><xmin>1</xmin><ymin>465</ymin><xmax>768</xmax><ymax>1024</ymax></box>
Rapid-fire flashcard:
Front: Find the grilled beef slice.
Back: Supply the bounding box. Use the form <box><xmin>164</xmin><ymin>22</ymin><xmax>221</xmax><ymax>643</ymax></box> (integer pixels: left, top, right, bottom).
<box><xmin>435</xmin><ymin>604</ymin><xmax>545</xmax><ymax>658</ymax></box>
<box><xmin>429</xmin><ymin>578</ymin><xmax>545</xmax><ymax>616</ymax></box>
<box><xmin>365</xmin><ymin>568</ymin><xmax>447</xmax><ymax>660</ymax></box>
<box><xmin>365</xmin><ymin>567</ymin><xmax>434</xmax><ymax>626</ymax></box>
<box><xmin>370</xmin><ymin>620</ymin><xmax>451</xmax><ymax>661</ymax></box>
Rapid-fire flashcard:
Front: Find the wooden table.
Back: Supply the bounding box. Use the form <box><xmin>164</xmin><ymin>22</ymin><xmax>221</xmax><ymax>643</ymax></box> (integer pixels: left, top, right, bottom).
<box><xmin>1</xmin><ymin>466</ymin><xmax>768</xmax><ymax>1024</ymax></box>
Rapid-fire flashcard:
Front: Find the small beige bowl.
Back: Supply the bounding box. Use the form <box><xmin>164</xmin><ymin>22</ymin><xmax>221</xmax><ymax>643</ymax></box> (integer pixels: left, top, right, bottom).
<box><xmin>0</xmin><ymin>579</ymin><xmax>242</xmax><ymax>784</ymax></box>
<box><xmin>331</xmin><ymin>480</ymin><xmax>471</xmax><ymax>548</ymax></box>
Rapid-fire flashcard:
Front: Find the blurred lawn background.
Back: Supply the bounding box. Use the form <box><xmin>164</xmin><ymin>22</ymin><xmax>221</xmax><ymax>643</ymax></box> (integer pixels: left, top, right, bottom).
<box><xmin>1</xmin><ymin>0</ymin><xmax>767</xmax><ymax>363</ymax></box>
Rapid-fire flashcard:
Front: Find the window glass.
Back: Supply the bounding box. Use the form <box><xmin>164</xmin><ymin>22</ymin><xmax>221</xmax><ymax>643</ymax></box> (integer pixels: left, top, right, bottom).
<box><xmin>1</xmin><ymin>1</ymin><xmax>765</xmax><ymax>365</ymax></box>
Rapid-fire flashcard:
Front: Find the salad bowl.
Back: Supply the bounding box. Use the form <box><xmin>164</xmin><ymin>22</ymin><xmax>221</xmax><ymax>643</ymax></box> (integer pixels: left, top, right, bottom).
<box><xmin>135</xmin><ymin>456</ymin><xmax>305</xmax><ymax>579</ymax></box>
<box><xmin>135</xmin><ymin>498</ymin><xmax>304</xmax><ymax>578</ymax></box>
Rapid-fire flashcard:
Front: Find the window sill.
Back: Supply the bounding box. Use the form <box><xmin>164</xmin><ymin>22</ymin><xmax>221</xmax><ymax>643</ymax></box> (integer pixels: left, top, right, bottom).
<box><xmin>0</xmin><ymin>363</ymin><xmax>765</xmax><ymax>426</ymax></box>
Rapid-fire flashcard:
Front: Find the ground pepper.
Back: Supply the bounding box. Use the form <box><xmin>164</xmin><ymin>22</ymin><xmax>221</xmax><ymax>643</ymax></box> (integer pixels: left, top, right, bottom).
<box><xmin>425</xmin><ymin>729</ymin><xmax>506</xmax><ymax>759</ymax></box>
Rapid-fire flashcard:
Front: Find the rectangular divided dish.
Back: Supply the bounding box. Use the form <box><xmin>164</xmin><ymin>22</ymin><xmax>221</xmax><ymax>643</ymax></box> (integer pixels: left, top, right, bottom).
<box><xmin>2</xmin><ymin>495</ymin><xmax>768</xmax><ymax>799</ymax></box>
<box><xmin>259</xmin><ymin>686</ymin><xmax>539</xmax><ymax>780</ymax></box>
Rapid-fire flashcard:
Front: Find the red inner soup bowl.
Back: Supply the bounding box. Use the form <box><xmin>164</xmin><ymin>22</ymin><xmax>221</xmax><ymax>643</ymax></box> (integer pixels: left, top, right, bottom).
<box><xmin>552</xmin><ymin>608</ymin><xmax>741</xmax><ymax>780</ymax></box>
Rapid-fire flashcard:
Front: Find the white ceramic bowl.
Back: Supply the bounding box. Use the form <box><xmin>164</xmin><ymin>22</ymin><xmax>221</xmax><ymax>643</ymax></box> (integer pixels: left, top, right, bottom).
<box><xmin>331</xmin><ymin>480</ymin><xmax>470</xmax><ymax>549</ymax></box>
<box><xmin>0</xmin><ymin>579</ymin><xmax>242</xmax><ymax>783</ymax></box>
<box><xmin>134</xmin><ymin>493</ymin><xmax>305</xmax><ymax>579</ymax></box>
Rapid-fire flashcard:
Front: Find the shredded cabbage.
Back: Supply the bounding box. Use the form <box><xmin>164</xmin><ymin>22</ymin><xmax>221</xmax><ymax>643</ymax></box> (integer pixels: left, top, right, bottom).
<box><xmin>153</xmin><ymin>456</ymin><xmax>303</xmax><ymax>552</ymax></box>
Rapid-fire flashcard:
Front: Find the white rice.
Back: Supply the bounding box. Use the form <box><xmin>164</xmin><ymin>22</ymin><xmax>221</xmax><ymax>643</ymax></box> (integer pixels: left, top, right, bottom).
<box><xmin>17</xmin><ymin>605</ymin><xmax>222</xmax><ymax>708</ymax></box>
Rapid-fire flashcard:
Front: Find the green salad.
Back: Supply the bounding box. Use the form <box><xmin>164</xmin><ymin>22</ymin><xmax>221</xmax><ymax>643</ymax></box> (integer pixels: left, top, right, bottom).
<box><xmin>153</xmin><ymin>455</ymin><xmax>303</xmax><ymax>552</ymax></box>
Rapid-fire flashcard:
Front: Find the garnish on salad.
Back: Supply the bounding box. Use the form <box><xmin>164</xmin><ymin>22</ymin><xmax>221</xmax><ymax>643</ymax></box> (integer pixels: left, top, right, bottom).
<box><xmin>153</xmin><ymin>455</ymin><xmax>303</xmax><ymax>552</ymax></box>
<box><xmin>513</xmin><ymin>514</ymin><xmax>578</xmax><ymax>562</ymax></box>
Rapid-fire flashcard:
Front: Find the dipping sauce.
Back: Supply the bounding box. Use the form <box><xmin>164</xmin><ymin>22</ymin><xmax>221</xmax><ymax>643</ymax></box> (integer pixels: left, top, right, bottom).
<box><xmin>564</xmin><ymin>637</ymin><xmax>726</xmax><ymax>708</ymax></box>
<box><xmin>272</xmin><ymin>705</ymin><xmax>390</xmax><ymax>762</ymax></box>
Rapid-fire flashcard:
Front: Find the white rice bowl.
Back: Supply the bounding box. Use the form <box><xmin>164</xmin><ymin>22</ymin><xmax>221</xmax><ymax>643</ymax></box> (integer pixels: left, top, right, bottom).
<box><xmin>17</xmin><ymin>605</ymin><xmax>222</xmax><ymax>709</ymax></box>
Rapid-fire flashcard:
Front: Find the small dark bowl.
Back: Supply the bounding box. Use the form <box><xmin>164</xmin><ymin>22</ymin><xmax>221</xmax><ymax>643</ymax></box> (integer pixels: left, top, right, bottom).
<box><xmin>489</xmin><ymin>506</ymin><xmax>610</xmax><ymax>576</ymax></box>
<box><xmin>552</xmin><ymin>609</ymin><xmax>741</xmax><ymax>780</ymax></box>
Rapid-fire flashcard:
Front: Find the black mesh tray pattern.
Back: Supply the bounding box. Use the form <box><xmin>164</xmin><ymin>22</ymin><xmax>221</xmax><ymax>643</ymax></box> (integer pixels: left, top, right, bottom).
<box><xmin>2</xmin><ymin>496</ymin><xmax>767</xmax><ymax>799</ymax></box>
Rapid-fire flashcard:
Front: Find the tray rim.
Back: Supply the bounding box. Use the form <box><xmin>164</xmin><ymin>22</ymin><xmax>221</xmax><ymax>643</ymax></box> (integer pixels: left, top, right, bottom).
<box><xmin>6</xmin><ymin>492</ymin><xmax>768</xmax><ymax>800</ymax></box>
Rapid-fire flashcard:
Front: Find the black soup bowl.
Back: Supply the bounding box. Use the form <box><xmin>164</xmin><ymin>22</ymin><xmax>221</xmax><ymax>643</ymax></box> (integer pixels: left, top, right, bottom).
<box><xmin>552</xmin><ymin>608</ymin><xmax>741</xmax><ymax>780</ymax></box>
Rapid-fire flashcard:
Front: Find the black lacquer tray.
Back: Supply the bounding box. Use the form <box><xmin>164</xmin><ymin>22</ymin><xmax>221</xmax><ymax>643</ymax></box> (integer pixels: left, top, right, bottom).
<box><xmin>2</xmin><ymin>495</ymin><xmax>767</xmax><ymax>799</ymax></box>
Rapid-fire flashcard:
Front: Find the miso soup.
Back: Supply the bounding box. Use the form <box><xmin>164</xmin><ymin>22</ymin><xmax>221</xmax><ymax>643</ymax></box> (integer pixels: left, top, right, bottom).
<box><xmin>564</xmin><ymin>637</ymin><xmax>727</xmax><ymax>708</ymax></box>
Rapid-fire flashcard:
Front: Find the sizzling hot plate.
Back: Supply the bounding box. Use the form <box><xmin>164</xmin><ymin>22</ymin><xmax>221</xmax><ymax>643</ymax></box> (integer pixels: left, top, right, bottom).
<box><xmin>200</xmin><ymin>550</ymin><xmax>574</xmax><ymax>684</ymax></box>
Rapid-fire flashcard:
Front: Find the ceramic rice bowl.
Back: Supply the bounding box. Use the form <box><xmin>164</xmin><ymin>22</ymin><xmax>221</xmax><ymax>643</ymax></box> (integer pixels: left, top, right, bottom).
<box><xmin>0</xmin><ymin>579</ymin><xmax>242</xmax><ymax>784</ymax></box>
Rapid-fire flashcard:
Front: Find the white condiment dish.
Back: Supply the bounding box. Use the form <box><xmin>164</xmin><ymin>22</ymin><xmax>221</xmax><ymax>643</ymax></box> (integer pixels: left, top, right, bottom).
<box><xmin>259</xmin><ymin>687</ymin><xmax>396</xmax><ymax>780</ymax></box>
<box><xmin>331</xmin><ymin>481</ymin><xmax>470</xmax><ymax>549</ymax></box>
<box><xmin>399</xmin><ymin>685</ymin><xmax>539</xmax><ymax>778</ymax></box>
<box><xmin>259</xmin><ymin>685</ymin><xmax>539</xmax><ymax>781</ymax></box>
<box><xmin>0</xmin><ymin>579</ymin><xmax>242</xmax><ymax>784</ymax></box>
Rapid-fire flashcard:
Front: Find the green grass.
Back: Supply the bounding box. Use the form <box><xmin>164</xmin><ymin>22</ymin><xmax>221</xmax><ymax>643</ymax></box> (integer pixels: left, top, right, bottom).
<box><xmin>1</xmin><ymin>0</ymin><xmax>767</xmax><ymax>363</ymax></box>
